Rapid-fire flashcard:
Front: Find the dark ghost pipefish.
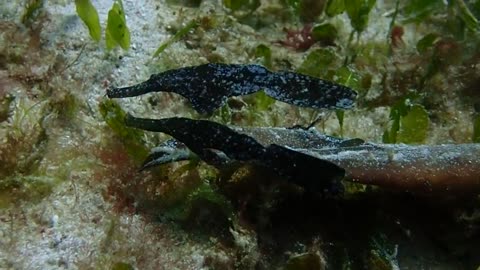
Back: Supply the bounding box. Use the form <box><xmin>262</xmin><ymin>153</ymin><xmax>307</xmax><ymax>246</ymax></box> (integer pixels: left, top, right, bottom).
<box><xmin>107</xmin><ymin>63</ymin><xmax>357</xmax><ymax>114</ymax></box>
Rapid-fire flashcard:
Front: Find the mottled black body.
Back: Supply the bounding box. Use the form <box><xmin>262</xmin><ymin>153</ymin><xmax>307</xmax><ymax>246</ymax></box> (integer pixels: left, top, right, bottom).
<box><xmin>124</xmin><ymin>115</ymin><xmax>266</xmax><ymax>161</ymax></box>
<box><xmin>125</xmin><ymin>115</ymin><xmax>345</xmax><ymax>194</ymax></box>
<box><xmin>108</xmin><ymin>63</ymin><xmax>357</xmax><ymax>114</ymax></box>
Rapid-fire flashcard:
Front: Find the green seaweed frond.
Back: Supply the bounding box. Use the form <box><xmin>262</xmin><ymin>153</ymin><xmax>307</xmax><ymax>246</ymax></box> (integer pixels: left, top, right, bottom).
<box><xmin>383</xmin><ymin>97</ymin><xmax>429</xmax><ymax>144</ymax></box>
<box><xmin>106</xmin><ymin>0</ymin><xmax>131</xmax><ymax>50</ymax></box>
<box><xmin>345</xmin><ymin>0</ymin><xmax>376</xmax><ymax>34</ymax></box>
<box><xmin>75</xmin><ymin>0</ymin><xmax>102</xmax><ymax>42</ymax></box>
<box><xmin>153</xmin><ymin>19</ymin><xmax>199</xmax><ymax>57</ymax></box>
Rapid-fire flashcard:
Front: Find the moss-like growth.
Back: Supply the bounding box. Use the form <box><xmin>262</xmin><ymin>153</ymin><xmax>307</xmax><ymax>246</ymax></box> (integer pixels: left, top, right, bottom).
<box><xmin>98</xmin><ymin>99</ymin><xmax>148</xmax><ymax>162</ymax></box>
<box><xmin>48</xmin><ymin>91</ymin><xmax>79</xmax><ymax>122</ymax></box>
<box><xmin>0</xmin><ymin>97</ymin><xmax>52</xmax><ymax>205</ymax></box>
<box><xmin>21</xmin><ymin>0</ymin><xmax>45</xmax><ymax>26</ymax></box>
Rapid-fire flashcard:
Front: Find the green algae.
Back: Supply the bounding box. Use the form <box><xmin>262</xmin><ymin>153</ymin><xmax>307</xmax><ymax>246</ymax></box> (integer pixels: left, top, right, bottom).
<box><xmin>325</xmin><ymin>0</ymin><xmax>345</xmax><ymax>17</ymax></box>
<box><xmin>416</xmin><ymin>33</ymin><xmax>440</xmax><ymax>54</ymax></box>
<box><xmin>75</xmin><ymin>0</ymin><xmax>102</xmax><ymax>42</ymax></box>
<box><xmin>396</xmin><ymin>104</ymin><xmax>429</xmax><ymax>143</ymax></box>
<box><xmin>345</xmin><ymin>0</ymin><xmax>376</xmax><ymax>34</ymax></box>
<box><xmin>297</xmin><ymin>48</ymin><xmax>337</xmax><ymax>79</ymax></box>
<box><xmin>254</xmin><ymin>44</ymin><xmax>272</xmax><ymax>69</ymax></box>
<box><xmin>383</xmin><ymin>98</ymin><xmax>430</xmax><ymax>144</ymax></box>
<box><xmin>153</xmin><ymin>19</ymin><xmax>199</xmax><ymax>57</ymax></box>
<box><xmin>98</xmin><ymin>99</ymin><xmax>148</xmax><ymax>162</ymax></box>
<box><xmin>106</xmin><ymin>0</ymin><xmax>130</xmax><ymax>50</ymax></box>
<box><xmin>21</xmin><ymin>0</ymin><xmax>44</xmax><ymax>26</ymax></box>
<box><xmin>311</xmin><ymin>23</ymin><xmax>338</xmax><ymax>44</ymax></box>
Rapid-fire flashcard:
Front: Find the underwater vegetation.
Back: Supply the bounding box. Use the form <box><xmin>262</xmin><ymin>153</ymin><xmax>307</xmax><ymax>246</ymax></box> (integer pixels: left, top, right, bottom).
<box><xmin>75</xmin><ymin>0</ymin><xmax>130</xmax><ymax>50</ymax></box>
<box><xmin>0</xmin><ymin>18</ymin><xmax>86</xmax><ymax>206</ymax></box>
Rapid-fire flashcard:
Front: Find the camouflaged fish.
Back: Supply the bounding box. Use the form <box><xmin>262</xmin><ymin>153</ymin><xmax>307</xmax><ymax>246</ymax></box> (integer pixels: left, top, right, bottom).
<box><xmin>107</xmin><ymin>63</ymin><xmax>357</xmax><ymax>114</ymax></box>
<box><xmin>124</xmin><ymin>115</ymin><xmax>348</xmax><ymax>194</ymax></box>
<box><xmin>107</xmin><ymin>63</ymin><xmax>480</xmax><ymax>194</ymax></box>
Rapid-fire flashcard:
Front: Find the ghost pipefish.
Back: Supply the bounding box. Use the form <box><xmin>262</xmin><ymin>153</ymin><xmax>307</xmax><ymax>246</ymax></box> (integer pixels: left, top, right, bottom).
<box><xmin>107</xmin><ymin>63</ymin><xmax>357</xmax><ymax>114</ymax></box>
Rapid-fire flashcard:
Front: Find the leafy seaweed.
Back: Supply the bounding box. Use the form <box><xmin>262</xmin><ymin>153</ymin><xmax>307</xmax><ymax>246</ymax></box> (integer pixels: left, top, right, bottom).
<box><xmin>455</xmin><ymin>0</ymin><xmax>480</xmax><ymax>31</ymax></box>
<box><xmin>345</xmin><ymin>0</ymin><xmax>376</xmax><ymax>33</ymax></box>
<box><xmin>251</xmin><ymin>90</ymin><xmax>276</xmax><ymax>111</ymax></box>
<box><xmin>312</xmin><ymin>23</ymin><xmax>338</xmax><ymax>44</ymax></box>
<box><xmin>153</xmin><ymin>19</ymin><xmax>199</xmax><ymax>57</ymax></box>
<box><xmin>383</xmin><ymin>98</ymin><xmax>429</xmax><ymax>144</ymax></box>
<box><xmin>383</xmin><ymin>99</ymin><xmax>407</xmax><ymax>144</ymax></box>
<box><xmin>297</xmin><ymin>48</ymin><xmax>336</xmax><ymax>78</ymax></box>
<box><xmin>402</xmin><ymin>0</ymin><xmax>445</xmax><ymax>24</ymax></box>
<box><xmin>334</xmin><ymin>66</ymin><xmax>362</xmax><ymax>91</ymax></box>
<box><xmin>396</xmin><ymin>104</ymin><xmax>429</xmax><ymax>143</ymax></box>
<box><xmin>416</xmin><ymin>33</ymin><xmax>440</xmax><ymax>54</ymax></box>
<box><xmin>106</xmin><ymin>0</ymin><xmax>130</xmax><ymax>50</ymax></box>
<box><xmin>254</xmin><ymin>44</ymin><xmax>272</xmax><ymax>69</ymax></box>
<box><xmin>326</xmin><ymin>0</ymin><xmax>345</xmax><ymax>17</ymax></box>
<box><xmin>75</xmin><ymin>0</ymin><xmax>102</xmax><ymax>42</ymax></box>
